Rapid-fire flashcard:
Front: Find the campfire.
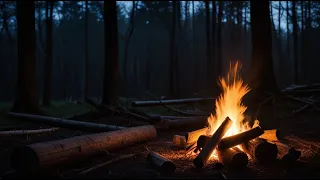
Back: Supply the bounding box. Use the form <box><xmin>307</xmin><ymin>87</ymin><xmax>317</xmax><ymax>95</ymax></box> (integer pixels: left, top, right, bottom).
<box><xmin>172</xmin><ymin>61</ymin><xmax>302</xmax><ymax>170</ymax></box>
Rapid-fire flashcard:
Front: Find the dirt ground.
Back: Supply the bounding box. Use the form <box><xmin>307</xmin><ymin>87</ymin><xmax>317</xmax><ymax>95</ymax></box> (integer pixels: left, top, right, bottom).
<box><xmin>1</xmin><ymin>100</ymin><xmax>320</xmax><ymax>179</ymax></box>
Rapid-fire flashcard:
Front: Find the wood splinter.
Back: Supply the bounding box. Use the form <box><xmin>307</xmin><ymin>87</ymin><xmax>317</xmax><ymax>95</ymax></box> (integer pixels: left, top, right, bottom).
<box><xmin>147</xmin><ymin>151</ymin><xmax>176</xmax><ymax>173</ymax></box>
<box><xmin>193</xmin><ymin>117</ymin><xmax>233</xmax><ymax>168</ymax></box>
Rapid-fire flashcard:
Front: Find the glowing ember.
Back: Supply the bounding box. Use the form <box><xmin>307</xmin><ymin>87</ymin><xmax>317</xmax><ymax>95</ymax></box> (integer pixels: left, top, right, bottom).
<box><xmin>206</xmin><ymin>61</ymin><xmax>253</xmax><ymax>159</ymax></box>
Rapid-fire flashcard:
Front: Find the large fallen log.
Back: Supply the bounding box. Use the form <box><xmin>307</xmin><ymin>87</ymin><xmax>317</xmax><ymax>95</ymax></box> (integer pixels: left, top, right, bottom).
<box><xmin>260</xmin><ymin>129</ymin><xmax>281</xmax><ymax>142</ymax></box>
<box><xmin>275</xmin><ymin>141</ymin><xmax>301</xmax><ymax>164</ymax></box>
<box><xmin>155</xmin><ymin>117</ymin><xmax>208</xmax><ymax>129</ymax></box>
<box><xmin>0</xmin><ymin>127</ymin><xmax>59</xmax><ymax>137</ymax></box>
<box><xmin>10</xmin><ymin>125</ymin><xmax>157</xmax><ymax>172</ymax></box>
<box><xmin>147</xmin><ymin>151</ymin><xmax>176</xmax><ymax>174</ymax></box>
<box><xmin>8</xmin><ymin>112</ymin><xmax>126</xmax><ymax>132</ymax></box>
<box><xmin>193</xmin><ymin>117</ymin><xmax>233</xmax><ymax>168</ymax></box>
<box><xmin>217</xmin><ymin>147</ymin><xmax>248</xmax><ymax>168</ymax></box>
<box><xmin>241</xmin><ymin>138</ymin><xmax>278</xmax><ymax>163</ymax></box>
<box><xmin>185</xmin><ymin>127</ymin><xmax>209</xmax><ymax>144</ymax></box>
<box><xmin>217</xmin><ymin>127</ymin><xmax>264</xmax><ymax>150</ymax></box>
<box><xmin>132</xmin><ymin>97</ymin><xmax>216</xmax><ymax>107</ymax></box>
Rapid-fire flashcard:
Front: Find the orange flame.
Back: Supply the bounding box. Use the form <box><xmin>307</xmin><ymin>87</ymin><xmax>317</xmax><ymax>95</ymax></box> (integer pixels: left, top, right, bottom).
<box><xmin>207</xmin><ymin>61</ymin><xmax>251</xmax><ymax>159</ymax></box>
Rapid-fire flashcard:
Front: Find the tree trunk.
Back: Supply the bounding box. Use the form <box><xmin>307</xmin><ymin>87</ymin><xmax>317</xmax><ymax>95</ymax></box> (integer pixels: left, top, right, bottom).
<box><xmin>205</xmin><ymin>0</ymin><xmax>212</xmax><ymax>90</ymax></box>
<box><xmin>211</xmin><ymin>1</ymin><xmax>216</xmax><ymax>88</ymax></box>
<box><xmin>123</xmin><ymin>1</ymin><xmax>136</xmax><ymax>84</ymax></box>
<box><xmin>12</xmin><ymin>1</ymin><xmax>40</xmax><ymax>114</ymax></box>
<box><xmin>192</xmin><ymin>1</ymin><xmax>198</xmax><ymax>92</ymax></box>
<box><xmin>292</xmin><ymin>0</ymin><xmax>299</xmax><ymax>84</ymax></box>
<box><xmin>216</xmin><ymin>1</ymin><xmax>223</xmax><ymax>78</ymax></box>
<box><xmin>286</xmin><ymin>1</ymin><xmax>290</xmax><ymax>66</ymax></box>
<box><xmin>84</xmin><ymin>0</ymin><xmax>89</xmax><ymax>99</ymax></box>
<box><xmin>169</xmin><ymin>1</ymin><xmax>177</xmax><ymax>97</ymax></box>
<box><xmin>249</xmin><ymin>0</ymin><xmax>279</xmax><ymax>107</ymax></box>
<box><xmin>42</xmin><ymin>0</ymin><xmax>54</xmax><ymax>106</ymax></box>
<box><xmin>102</xmin><ymin>1</ymin><xmax>119</xmax><ymax>105</ymax></box>
<box><xmin>300</xmin><ymin>1</ymin><xmax>305</xmax><ymax>81</ymax></box>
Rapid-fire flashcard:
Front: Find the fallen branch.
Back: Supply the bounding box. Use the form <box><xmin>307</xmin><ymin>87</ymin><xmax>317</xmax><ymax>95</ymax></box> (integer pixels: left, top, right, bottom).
<box><xmin>78</xmin><ymin>153</ymin><xmax>137</xmax><ymax>175</ymax></box>
<box><xmin>0</xmin><ymin>127</ymin><xmax>60</xmax><ymax>137</ymax></box>
<box><xmin>147</xmin><ymin>151</ymin><xmax>176</xmax><ymax>174</ymax></box>
<box><xmin>132</xmin><ymin>97</ymin><xmax>216</xmax><ymax>107</ymax></box>
<box><xmin>193</xmin><ymin>117</ymin><xmax>233</xmax><ymax>168</ymax></box>
<box><xmin>8</xmin><ymin>112</ymin><xmax>126</xmax><ymax>132</ymax></box>
<box><xmin>11</xmin><ymin>125</ymin><xmax>157</xmax><ymax>172</ymax></box>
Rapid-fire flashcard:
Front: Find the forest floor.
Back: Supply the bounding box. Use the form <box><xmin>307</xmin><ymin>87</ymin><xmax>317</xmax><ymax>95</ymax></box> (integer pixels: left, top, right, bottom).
<box><xmin>0</xmin><ymin>97</ymin><xmax>320</xmax><ymax>179</ymax></box>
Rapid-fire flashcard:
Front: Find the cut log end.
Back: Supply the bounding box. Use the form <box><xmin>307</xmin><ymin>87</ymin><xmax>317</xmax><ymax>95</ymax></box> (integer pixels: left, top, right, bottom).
<box><xmin>217</xmin><ymin>147</ymin><xmax>248</xmax><ymax>169</ymax></box>
<box><xmin>147</xmin><ymin>151</ymin><xmax>176</xmax><ymax>173</ymax></box>
<box><xmin>11</xmin><ymin>146</ymin><xmax>39</xmax><ymax>172</ymax></box>
<box><xmin>243</xmin><ymin>138</ymin><xmax>278</xmax><ymax>164</ymax></box>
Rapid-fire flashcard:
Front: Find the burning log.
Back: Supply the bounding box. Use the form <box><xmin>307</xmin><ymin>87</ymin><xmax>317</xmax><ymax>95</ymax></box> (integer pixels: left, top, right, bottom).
<box><xmin>147</xmin><ymin>151</ymin><xmax>176</xmax><ymax>173</ymax></box>
<box><xmin>197</xmin><ymin>135</ymin><xmax>211</xmax><ymax>149</ymax></box>
<box><xmin>132</xmin><ymin>97</ymin><xmax>216</xmax><ymax>107</ymax></box>
<box><xmin>10</xmin><ymin>125</ymin><xmax>157</xmax><ymax>172</ymax></box>
<box><xmin>217</xmin><ymin>127</ymin><xmax>264</xmax><ymax>150</ymax></box>
<box><xmin>185</xmin><ymin>127</ymin><xmax>209</xmax><ymax>144</ymax></box>
<box><xmin>260</xmin><ymin>129</ymin><xmax>281</xmax><ymax>142</ymax></box>
<box><xmin>276</xmin><ymin>141</ymin><xmax>301</xmax><ymax>164</ymax></box>
<box><xmin>0</xmin><ymin>127</ymin><xmax>59</xmax><ymax>137</ymax></box>
<box><xmin>8</xmin><ymin>112</ymin><xmax>126</xmax><ymax>132</ymax></box>
<box><xmin>217</xmin><ymin>147</ymin><xmax>248</xmax><ymax>168</ymax></box>
<box><xmin>193</xmin><ymin>117</ymin><xmax>233</xmax><ymax>168</ymax></box>
<box><xmin>155</xmin><ymin>117</ymin><xmax>208</xmax><ymax>129</ymax></box>
<box><xmin>241</xmin><ymin>138</ymin><xmax>278</xmax><ymax>164</ymax></box>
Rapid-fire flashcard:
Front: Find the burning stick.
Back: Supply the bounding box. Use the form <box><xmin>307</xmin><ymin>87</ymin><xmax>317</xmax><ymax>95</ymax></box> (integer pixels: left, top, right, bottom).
<box><xmin>147</xmin><ymin>151</ymin><xmax>176</xmax><ymax>173</ymax></box>
<box><xmin>241</xmin><ymin>138</ymin><xmax>278</xmax><ymax>164</ymax></box>
<box><xmin>260</xmin><ymin>129</ymin><xmax>281</xmax><ymax>142</ymax></box>
<box><xmin>185</xmin><ymin>127</ymin><xmax>209</xmax><ymax>144</ymax></box>
<box><xmin>276</xmin><ymin>141</ymin><xmax>301</xmax><ymax>164</ymax></box>
<box><xmin>193</xmin><ymin>117</ymin><xmax>233</xmax><ymax>168</ymax></box>
<box><xmin>217</xmin><ymin>147</ymin><xmax>248</xmax><ymax>168</ymax></box>
<box><xmin>10</xmin><ymin>125</ymin><xmax>157</xmax><ymax>172</ymax></box>
<box><xmin>217</xmin><ymin>127</ymin><xmax>264</xmax><ymax>150</ymax></box>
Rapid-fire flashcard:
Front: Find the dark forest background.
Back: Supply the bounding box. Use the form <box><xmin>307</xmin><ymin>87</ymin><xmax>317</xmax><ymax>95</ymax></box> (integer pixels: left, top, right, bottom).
<box><xmin>0</xmin><ymin>1</ymin><xmax>319</xmax><ymax>107</ymax></box>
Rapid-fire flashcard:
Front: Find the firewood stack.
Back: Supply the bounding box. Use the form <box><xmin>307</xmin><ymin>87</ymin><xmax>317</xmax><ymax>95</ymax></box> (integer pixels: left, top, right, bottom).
<box><xmin>172</xmin><ymin>116</ymin><xmax>302</xmax><ymax>169</ymax></box>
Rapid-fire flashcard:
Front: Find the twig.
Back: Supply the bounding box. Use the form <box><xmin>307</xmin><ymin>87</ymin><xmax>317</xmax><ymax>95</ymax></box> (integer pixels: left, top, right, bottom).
<box><xmin>78</xmin><ymin>153</ymin><xmax>137</xmax><ymax>176</ymax></box>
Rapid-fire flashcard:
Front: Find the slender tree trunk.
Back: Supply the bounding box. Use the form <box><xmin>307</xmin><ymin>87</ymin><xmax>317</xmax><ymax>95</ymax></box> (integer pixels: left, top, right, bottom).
<box><xmin>12</xmin><ymin>1</ymin><xmax>40</xmax><ymax>114</ymax></box>
<box><xmin>84</xmin><ymin>0</ymin><xmax>89</xmax><ymax>99</ymax></box>
<box><xmin>102</xmin><ymin>1</ymin><xmax>119</xmax><ymax>105</ymax></box>
<box><xmin>192</xmin><ymin>1</ymin><xmax>198</xmax><ymax>92</ymax></box>
<box><xmin>301</xmin><ymin>1</ymin><xmax>305</xmax><ymax>81</ymax></box>
<box><xmin>211</xmin><ymin>1</ymin><xmax>217</xmax><ymax>93</ymax></box>
<box><xmin>244</xmin><ymin>2</ymin><xmax>247</xmax><ymax>61</ymax></box>
<box><xmin>286</xmin><ymin>1</ymin><xmax>290</xmax><ymax>65</ymax></box>
<box><xmin>169</xmin><ymin>1</ymin><xmax>177</xmax><ymax>97</ymax></box>
<box><xmin>205</xmin><ymin>0</ymin><xmax>211</xmax><ymax>90</ymax></box>
<box><xmin>216</xmin><ymin>1</ymin><xmax>223</xmax><ymax>78</ymax></box>
<box><xmin>249</xmin><ymin>0</ymin><xmax>278</xmax><ymax>108</ymax></box>
<box><xmin>42</xmin><ymin>0</ymin><xmax>54</xmax><ymax>106</ymax></box>
<box><xmin>292</xmin><ymin>0</ymin><xmax>298</xmax><ymax>84</ymax></box>
<box><xmin>307</xmin><ymin>1</ymin><xmax>311</xmax><ymax>28</ymax></box>
<box><xmin>176</xmin><ymin>1</ymin><xmax>181</xmax><ymax>96</ymax></box>
<box><xmin>123</xmin><ymin>1</ymin><xmax>136</xmax><ymax>84</ymax></box>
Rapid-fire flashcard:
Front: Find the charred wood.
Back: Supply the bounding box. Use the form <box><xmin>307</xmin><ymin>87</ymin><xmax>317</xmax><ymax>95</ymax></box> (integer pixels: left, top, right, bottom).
<box><xmin>217</xmin><ymin>147</ymin><xmax>248</xmax><ymax>168</ymax></box>
<box><xmin>193</xmin><ymin>117</ymin><xmax>233</xmax><ymax>168</ymax></box>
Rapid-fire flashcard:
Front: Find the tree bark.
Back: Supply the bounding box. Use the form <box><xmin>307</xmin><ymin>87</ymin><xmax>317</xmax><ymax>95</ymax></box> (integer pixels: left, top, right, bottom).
<box><xmin>249</xmin><ymin>0</ymin><xmax>279</xmax><ymax>108</ymax></box>
<box><xmin>84</xmin><ymin>0</ymin><xmax>89</xmax><ymax>99</ymax></box>
<box><xmin>102</xmin><ymin>0</ymin><xmax>119</xmax><ymax>105</ymax></box>
<box><xmin>42</xmin><ymin>0</ymin><xmax>54</xmax><ymax>106</ymax></box>
<box><xmin>286</xmin><ymin>1</ymin><xmax>290</xmax><ymax>65</ymax></box>
<box><xmin>169</xmin><ymin>1</ymin><xmax>177</xmax><ymax>97</ymax></box>
<box><xmin>205</xmin><ymin>0</ymin><xmax>212</xmax><ymax>89</ymax></box>
<box><xmin>192</xmin><ymin>1</ymin><xmax>198</xmax><ymax>92</ymax></box>
<box><xmin>11</xmin><ymin>125</ymin><xmax>157</xmax><ymax>172</ymax></box>
<box><xmin>211</xmin><ymin>1</ymin><xmax>216</xmax><ymax>86</ymax></box>
<box><xmin>292</xmin><ymin>0</ymin><xmax>299</xmax><ymax>84</ymax></box>
<box><xmin>216</xmin><ymin>1</ymin><xmax>223</xmax><ymax>78</ymax></box>
<box><xmin>12</xmin><ymin>1</ymin><xmax>40</xmax><ymax>114</ymax></box>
